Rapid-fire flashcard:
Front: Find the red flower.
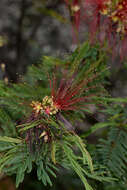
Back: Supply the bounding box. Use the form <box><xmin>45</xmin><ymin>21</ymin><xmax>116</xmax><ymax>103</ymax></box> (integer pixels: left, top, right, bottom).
<box><xmin>82</xmin><ymin>0</ymin><xmax>127</xmax><ymax>60</ymax></box>
<box><xmin>111</xmin><ymin>0</ymin><xmax>127</xmax><ymax>34</ymax></box>
<box><xmin>47</xmin><ymin>74</ymin><xmax>93</xmax><ymax>113</ymax></box>
<box><xmin>64</xmin><ymin>0</ymin><xmax>127</xmax><ymax>59</ymax></box>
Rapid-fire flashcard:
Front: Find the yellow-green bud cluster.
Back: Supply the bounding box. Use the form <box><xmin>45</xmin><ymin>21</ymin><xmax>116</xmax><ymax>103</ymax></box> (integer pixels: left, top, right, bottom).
<box><xmin>30</xmin><ymin>96</ymin><xmax>59</xmax><ymax>115</ymax></box>
<box><xmin>42</xmin><ymin>96</ymin><xmax>58</xmax><ymax>115</ymax></box>
<box><xmin>30</xmin><ymin>101</ymin><xmax>43</xmax><ymax>114</ymax></box>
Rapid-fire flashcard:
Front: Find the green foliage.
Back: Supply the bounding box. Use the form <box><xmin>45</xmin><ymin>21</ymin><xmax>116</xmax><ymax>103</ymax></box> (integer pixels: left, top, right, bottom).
<box><xmin>93</xmin><ymin>104</ymin><xmax>127</xmax><ymax>189</ymax></box>
<box><xmin>0</xmin><ymin>42</ymin><xmax>123</xmax><ymax>189</ymax></box>
<box><xmin>97</xmin><ymin>127</ymin><xmax>127</xmax><ymax>179</ymax></box>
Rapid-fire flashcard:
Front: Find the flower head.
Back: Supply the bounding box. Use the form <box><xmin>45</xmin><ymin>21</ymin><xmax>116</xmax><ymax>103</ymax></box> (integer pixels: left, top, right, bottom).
<box><xmin>30</xmin><ymin>72</ymin><xmax>93</xmax><ymax>116</ymax></box>
<box><xmin>111</xmin><ymin>0</ymin><xmax>127</xmax><ymax>35</ymax></box>
<box><xmin>42</xmin><ymin>96</ymin><xmax>58</xmax><ymax>115</ymax></box>
<box><xmin>82</xmin><ymin>0</ymin><xmax>127</xmax><ymax>59</ymax></box>
<box><xmin>48</xmin><ymin>74</ymin><xmax>91</xmax><ymax>112</ymax></box>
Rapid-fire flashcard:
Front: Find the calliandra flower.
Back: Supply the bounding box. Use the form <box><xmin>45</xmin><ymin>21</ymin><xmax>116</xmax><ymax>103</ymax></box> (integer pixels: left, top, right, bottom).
<box><xmin>30</xmin><ymin>98</ymin><xmax>74</xmax><ymax>132</ymax></box>
<box><xmin>42</xmin><ymin>96</ymin><xmax>58</xmax><ymax>115</ymax></box>
<box><xmin>47</xmin><ymin>75</ymin><xmax>93</xmax><ymax>113</ymax></box>
<box><xmin>111</xmin><ymin>0</ymin><xmax>127</xmax><ymax>35</ymax></box>
<box><xmin>28</xmin><ymin>72</ymin><xmax>96</xmax><ymax>131</ymax></box>
<box><xmin>82</xmin><ymin>0</ymin><xmax>127</xmax><ymax>59</ymax></box>
<box><xmin>102</xmin><ymin>0</ymin><xmax>127</xmax><ymax>59</ymax></box>
<box><xmin>64</xmin><ymin>0</ymin><xmax>127</xmax><ymax>59</ymax></box>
